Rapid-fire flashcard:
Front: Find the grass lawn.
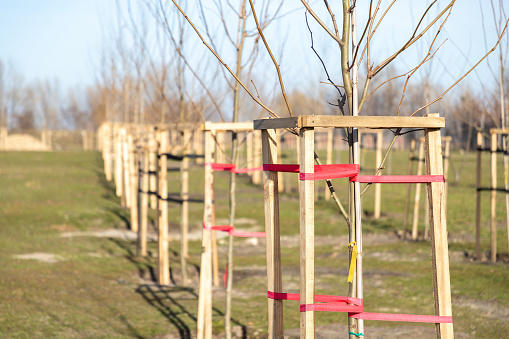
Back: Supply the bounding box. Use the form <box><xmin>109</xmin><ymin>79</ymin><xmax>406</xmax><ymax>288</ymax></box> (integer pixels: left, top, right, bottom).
<box><xmin>0</xmin><ymin>150</ymin><xmax>508</xmax><ymax>338</ymax></box>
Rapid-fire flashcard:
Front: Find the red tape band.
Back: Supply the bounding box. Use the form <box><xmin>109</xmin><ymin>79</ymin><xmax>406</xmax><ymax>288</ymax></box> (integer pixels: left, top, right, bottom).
<box><xmin>300</xmin><ymin>164</ymin><xmax>360</xmax><ymax>181</ymax></box>
<box><xmin>263</xmin><ymin>164</ymin><xmax>300</xmax><ymax>172</ymax></box>
<box><xmin>301</xmin><ymin>303</ymin><xmax>363</xmax><ymax>313</ymax></box>
<box><xmin>202</xmin><ymin>222</ymin><xmax>233</xmax><ymax>232</ymax></box>
<box><xmin>350</xmin><ymin>175</ymin><xmax>445</xmax><ymax>183</ymax></box>
<box><xmin>268</xmin><ymin>291</ymin><xmax>362</xmax><ymax>305</ymax></box>
<box><xmin>205</xmin><ymin>163</ymin><xmax>236</xmax><ymax>171</ymax></box>
<box><xmin>348</xmin><ymin>312</ymin><xmax>453</xmax><ymax>323</ymax></box>
<box><xmin>232</xmin><ymin>166</ymin><xmax>263</xmax><ymax>174</ymax></box>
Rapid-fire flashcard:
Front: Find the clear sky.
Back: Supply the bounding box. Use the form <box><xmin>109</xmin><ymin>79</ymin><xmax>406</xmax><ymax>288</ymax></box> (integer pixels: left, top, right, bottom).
<box><xmin>0</xmin><ymin>0</ymin><xmax>107</xmax><ymax>89</ymax></box>
<box><xmin>0</xmin><ymin>1</ymin><xmax>505</xmax><ymax>94</ymax></box>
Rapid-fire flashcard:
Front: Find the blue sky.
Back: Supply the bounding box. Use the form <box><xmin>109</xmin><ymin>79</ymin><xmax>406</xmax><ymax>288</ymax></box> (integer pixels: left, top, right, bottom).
<box><xmin>0</xmin><ymin>0</ymin><xmax>505</xmax><ymax>94</ymax></box>
<box><xmin>0</xmin><ymin>0</ymin><xmax>107</xmax><ymax>89</ymax></box>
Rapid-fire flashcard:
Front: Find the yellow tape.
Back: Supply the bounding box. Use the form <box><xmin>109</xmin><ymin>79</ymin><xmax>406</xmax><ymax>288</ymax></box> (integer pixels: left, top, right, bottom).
<box><xmin>347</xmin><ymin>241</ymin><xmax>357</xmax><ymax>283</ymax></box>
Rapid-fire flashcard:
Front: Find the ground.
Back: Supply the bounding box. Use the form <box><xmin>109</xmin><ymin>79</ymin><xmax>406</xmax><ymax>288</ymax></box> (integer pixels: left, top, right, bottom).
<box><xmin>0</xmin><ymin>150</ymin><xmax>508</xmax><ymax>338</ymax></box>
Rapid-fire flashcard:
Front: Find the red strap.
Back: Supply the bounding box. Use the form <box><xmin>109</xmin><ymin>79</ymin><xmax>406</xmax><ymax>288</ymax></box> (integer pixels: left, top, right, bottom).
<box><xmin>350</xmin><ymin>175</ymin><xmax>445</xmax><ymax>183</ymax></box>
<box><xmin>203</xmin><ymin>222</ymin><xmax>264</xmax><ymax>237</ymax></box>
<box><xmin>263</xmin><ymin>164</ymin><xmax>300</xmax><ymax>172</ymax></box>
<box><xmin>300</xmin><ymin>164</ymin><xmax>360</xmax><ymax>181</ymax></box>
<box><xmin>232</xmin><ymin>166</ymin><xmax>263</xmax><ymax>173</ymax></box>
<box><xmin>268</xmin><ymin>291</ymin><xmax>362</xmax><ymax>305</ymax></box>
<box><xmin>202</xmin><ymin>222</ymin><xmax>233</xmax><ymax>232</ymax></box>
<box><xmin>301</xmin><ymin>303</ymin><xmax>363</xmax><ymax>313</ymax></box>
<box><xmin>205</xmin><ymin>163</ymin><xmax>236</xmax><ymax>171</ymax></box>
<box><xmin>348</xmin><ymin>312</ymin><xmax>453</xmax><ymax>323</ymax></box>
<box><xmin>223</xmin><ymin>264</ymin><xmax>229</xmax><ymax>288</ymax></box>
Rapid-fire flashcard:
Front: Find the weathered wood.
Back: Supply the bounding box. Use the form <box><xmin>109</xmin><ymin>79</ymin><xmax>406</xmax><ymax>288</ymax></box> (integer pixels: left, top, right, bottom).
<box><xmin>158</xmin><ymin>131</ymin><xmax>170</xmax><ymax>286</ymax></box>
<box><xmin>412</xmin><ymin>139</ymin><xmax>425</xmax><ymax>240</ymax></box>
<box><xmin>262</xmin><ymin>129</ymin><xmax>284</xmax><ymax>339</ymax></box>
<box><xmin>475</xmin><ymin>132</ymin><xmax>482</xmax><ymax>259</ymax></box>
<box><xmin>276</xmin><ymin>131</ymin><xmax>284</xmax><ymax>193</ymax></box>
<box><xmin>300</xmin><ymin>128</ymin><xmax>315</xmax><ymax>338</ymax></box>
<box><xmin>197</xmin><ymin>131</ymin><xmax>214</xmax><ymax>339</ymax></box>
<box><xmin>254</xmin><ymin>117</ymin><xmax>299</xmax><ymax>130</ymax></box>
<box><xmin>424</xmin><ymin>114</ymin><xmax>454</xmax><ymax>338</ymax></box>
<box><xmin>254</xmin><ymin>115</ymin><xmax>445</xmax><ymax>130</ymax></box>
<box><xmin>181</xmin><ymin>130</ymin><xmax>191</xmax><ymax>286</ymax></box>
<box><xmin>491</xmin><ymin>133</ymin><xmax>497</xmax><ymax>263</ymax></box>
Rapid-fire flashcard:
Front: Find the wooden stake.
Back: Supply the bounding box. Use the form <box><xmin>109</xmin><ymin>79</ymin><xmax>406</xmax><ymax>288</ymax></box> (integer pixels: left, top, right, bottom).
<box><xmin>424</xmin><ymin>113</ymin><xmax>454</xmax><ymax>338</ymax></box>
<box><xmin>277</xmin><ymin>131</ymin><xmax>284</xmax><ymax>193</ymax></box>
<box><xmin>491</xmin><ymin>132</ymin><xmax>497</xmax><ymax>263</ymax></box>
<box><xmin>197</xmin><ymin>130</ymin><xmax>213</xmax><ymax>339</ymax></box>
<box><xmin>149</xmin><ymin>132</ymin><xmax>158</xmax><ymax>209</ymax></box>
<box><xmin>138</xmin><ymin>147</ymin><xmax>149</xmax><ymax>257</ymax></box>
<box><xmin>300</xmin><ymin>128</ymin><xmax>315</xmax><ymax>338</ymax></box>
<box><xmin>181</xmin><ymin>130</ymin><xmax>191</xmax><ymax>286</ymax></box>
<box><xmin>262</xmin><ymin>129</ymin><xmax>284</xmax><ymax>339</ymax></box>
<box><xmin>253</xmin><ymin>130</ymin><xmax>262</xmax><ymax>185</ymax></box>
<box><xmin>128</xmin><ymin>134</ymin><xmax>139</xmax><ymax>232</ymax></box>
<box><xmin>403</xmin><ymin>139</ymin><xmax>416</xmax><ymax>240</ymax></box>
<box><xmin>115</xmin><ymin>127</ymin><xmax>123</xmax><ymax>198</ymax></box>
<box><xmin>412</xmin><ymin>139</ymin><xmax>425</xmax><ymax>240</ymax></box>
<box><xmin>246</xmin><ymin>131</ymin><xmax>253</xmax><ymax>178</ymax></box>
<box><xmin>475</xmin><ymin>132</ymin><xmax>482</xmax><ymax>259</ymax></box>
<box><xmin>122</xmin><ymin>128</ymin><xmax>131</xmax><ymax>209</ymax></box>
<box><xmin>158</xmin><ymin>131</ymin><xmax>170</xmax><ymax>285</ymax></box>
<box><xmin>374</xmin><ymin>130</ymin><xmax>383</xmax><ymax>219</ymax></box>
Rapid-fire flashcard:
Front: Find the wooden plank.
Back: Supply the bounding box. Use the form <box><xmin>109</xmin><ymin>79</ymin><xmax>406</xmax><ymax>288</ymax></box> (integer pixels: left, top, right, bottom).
<box><xmin>262</xmin><ymin>128</ymin><xmax>284</xmax><ymax>339</ymax></box>
<box><xmin>489</xmin><ymin>128</ymin><xmax>509</xmax><ymax>134</ymax></box>
<box><xmin>424</xmin><ymin>114</ymin><xmax>454</xmax><ymax>339</ymax></box>
<box><xmin>202</xmin><ymin>121</ymin><xmax>254</xmax><ymax>132</ymax></box>
<box><xmin>246</xmin><ymin>131</ymin><xmax>253</xmax><ymax>177</ymax></box>
<box><xmin>158</xmin><ymin>131</ymin><xmax>170</xmax><ymax>286</ymax></box>
<box><xmin>197</xmin><ymin>130</ymin><xmax>214</xmax><ymax>339</ymax></box>
<box><xmin>138</xmin><ymin>148</ymin><xmax>149</xmax><ymax>257</ymax></box>
<box><xmin>299</xmin><ymin>115</ymin><xmax>445</xmax><ymax>129</ymax></box>
<box><xmin>374</xmin><ymin>130</ymin><xmax>383</xmax><ymax>219</ymax></box>
<box><xmin>300</xmin><ymin>128</ymin><xmax>315</xmax><ymax>338</ymax></box>
<box><xmin>276</xmin><ymin>131</ymin><xmax>284</xmax><ymax>193</ymax></box>
<box><xmin>254</xmin><ymin>117</ymin><xmax>299</xmax><ymax>130</ymax></box>
<box><xmin>491</xmin><ymin>133</ymin><xmax>497</xmax><ymax>263</ymax></box>
<box><xmin>475</xmin><ymin>132</ymin><xmax>482</xmax><ymax>259</ymax></box>
<box><xmin>181</xmin><ymin>130</ymin><xmax>191</xmax><ymax>286</ymax></box>
<box><xmin>412</xmin><ymin>139</ymin><xmax>425</xmax><ymax>240</ymax></box>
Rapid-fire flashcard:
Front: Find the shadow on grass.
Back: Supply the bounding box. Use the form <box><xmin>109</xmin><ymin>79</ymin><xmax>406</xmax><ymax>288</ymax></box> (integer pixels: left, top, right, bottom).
<box><xmin>109</xmin><ymin>237</ymin><xmax>249</xmax><ymax>338</ymax></box>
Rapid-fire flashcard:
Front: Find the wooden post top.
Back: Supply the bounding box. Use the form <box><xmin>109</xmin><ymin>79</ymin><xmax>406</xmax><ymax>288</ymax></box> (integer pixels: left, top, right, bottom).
<box><xmin>490</xmin><ymin>128</ymin><xmax>509</xmax><ymax>134</ymax></box>
<box><xmin>254</xmin><ymin>115</ymin><xmax>445</xmax><ymax>130</ymax></box>
<box><xmin>201</xmin><ymin>121</ymin><xmax>254</xmax><ymax>132</ymax></box>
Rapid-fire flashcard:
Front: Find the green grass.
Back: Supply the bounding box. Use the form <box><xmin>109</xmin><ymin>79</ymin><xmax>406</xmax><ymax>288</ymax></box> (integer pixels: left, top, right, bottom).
<box><xmin>1</xmin><ymin>150</ymin><xmax>508</xmax><ymax>338</ymax></box>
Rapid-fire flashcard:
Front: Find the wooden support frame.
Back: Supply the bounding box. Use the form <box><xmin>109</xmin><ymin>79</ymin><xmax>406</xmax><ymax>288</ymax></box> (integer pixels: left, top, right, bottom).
<box><xmin>255</xmin><ymin>115</ymin><xmax>453</xmax><ymax>339</ymax></box>
<box><xmin>180</xmin><ymin>130</ymin><xmax>191</xmax><ymax>286</ymax></box>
